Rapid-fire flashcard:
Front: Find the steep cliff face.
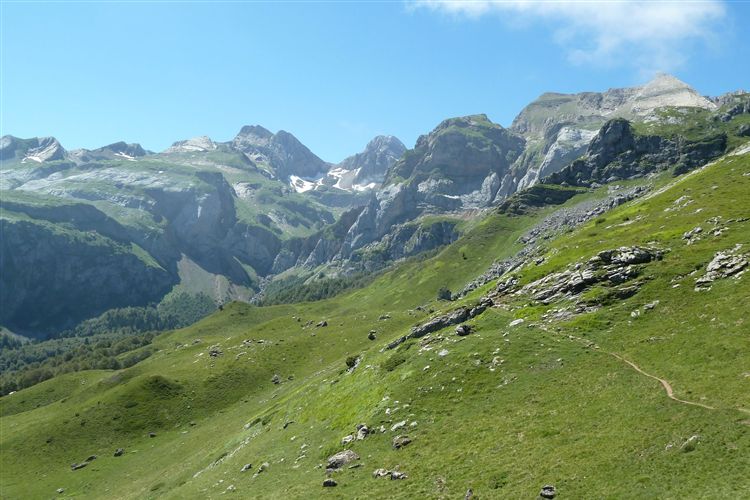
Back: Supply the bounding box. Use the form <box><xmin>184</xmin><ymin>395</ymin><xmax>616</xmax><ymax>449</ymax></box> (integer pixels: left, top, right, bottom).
<box><xmin>505</xmin><ymin>74</ymin><xmax>720</xmax><ymax>192</ymax></box>
<box><xmin>544</xmin><ymin>118</ymin><xmax>728</xmax><ymax>186</ymax></box>
<box><xmin>315</xmin><ymin>115</ymin><xmax>523</xmax><ymax>263</ymax></box>
<box><xmin>386</xmin><ymin>115</ymin><xmax>525</xmax><ymax>196</ymax></box>
<box><xmin>0</xmin><ymin>217</ymin><xmax>173</xmax><ymax>337</ymax></box>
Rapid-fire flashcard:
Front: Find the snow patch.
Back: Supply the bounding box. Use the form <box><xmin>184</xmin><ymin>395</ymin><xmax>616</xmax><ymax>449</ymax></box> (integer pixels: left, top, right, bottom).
<box><xmin>114</xmin><ymin>152</ymin><xmax>137</xmax><ymax>161</ymax></box>
<box><xmin>289</xmin><ymin>175</ymin><xmax>318</xmax><ymax>193</ymax></box>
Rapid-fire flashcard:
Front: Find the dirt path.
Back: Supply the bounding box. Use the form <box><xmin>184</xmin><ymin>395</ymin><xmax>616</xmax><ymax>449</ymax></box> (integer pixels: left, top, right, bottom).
<box><xmin>606</xmin><ymin>351</ymin><xmax>716</xmax><ymax>410</ymax></box>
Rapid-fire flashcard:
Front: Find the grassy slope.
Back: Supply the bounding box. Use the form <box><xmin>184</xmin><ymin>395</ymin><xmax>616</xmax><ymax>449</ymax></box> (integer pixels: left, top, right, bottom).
<box><xmin>1</xmin><ymin>154</ymin><xmax>749</xmax><ymax>499</ymax></box>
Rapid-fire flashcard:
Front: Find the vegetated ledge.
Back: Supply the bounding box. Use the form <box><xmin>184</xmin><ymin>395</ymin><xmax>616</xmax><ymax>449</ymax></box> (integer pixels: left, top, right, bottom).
<box><xmin>497</xmin><ymin>184</ymin><xmax>586</xmax><ymax>215</ymax></box>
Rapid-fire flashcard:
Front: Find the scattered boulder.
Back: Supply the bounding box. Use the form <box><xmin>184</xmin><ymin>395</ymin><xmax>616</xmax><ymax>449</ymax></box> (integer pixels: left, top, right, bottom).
<box><xmin>341</xmin><ymin>435</ymin><xmax>355</xmax><ymax>446</ymax></box>
<box><xmin>208</xmin><ymin>345</ymin><xmax>223</xmax><ymax>357</ymax></box>
<box><xmin>56</xmin><ymin>488</ymin><xmax>65</xmax><ymax>494</ymax></box>
<box><xmin>149</xmin><ymin>432</ymin><xmax>157</xmax><ymax>438</ymax></box>
<box><xmin>368</xmin><ymin>331</ymin><xmax>377</xmax><ymax>340</ymax></box>
<box><xmin>257</xmin><ymin>462</ymin><xmax>269</xmax><ymax>474</ymax></box>
<box><xmin>509</xmin><ymin>318</ymin><xmax>524</xmax><ymax>327</ymax></box>
<box><xmin>680</xmin><ymin>435</ymin><xmax>700</xmax><ymax>452</ymax></box>
<box><xmin>695</xmin><ymin>246</ymin><xmax>748</xmax><ymax>290</ymax></box>
<box><xmin>241</xmin><ymin>463</ymin><xmax>253</xmax><ymax>472</ymax></box>
<box><xmin>682</xmin><ymin>226</ymin><xmax>703</xmax><ymax>245</ymax></box>
<box><xmin>465</xmin><ymin>488</ymin><xmax>474</xmax><ymax>500</ymax></box>
<box><xmin>373</xmin><ymin>468</ymin><xmax>408</xmax><ymax>480</ymax></box>
<box><xmin>113</xmin><ymin>448</ymin><xmax>124</xmax><ymax>457</ymax></box>
<box><xmin>391</xmin><ymin>420</ymin><xmax>407</xmax><ymax>432</ymax></box>
<box><xmin>356</xmin><ymin>424</ymin><xmax>370</xmax><ymax>440</ymax></box>
<box><xmin>271</xmin><ymin>374</ymin><xmax>281</xmax><ymax>385</ymax></box>
<box><xmin>70</xmin><ymin>462</ymin><xmax>88</xmax><ymax>471</ymax></box>
<box><xmin>323</xmin><ymin>478</ymin><xmax>338</xmax><ymax>487</ymax></box>
<box><xmin>392</xmin><ymin>435</ymin><xmax>412</xmax><ymax>449</ymax></box>
<box><xmin>455</xmin><ymin>324</ymin><xmax>472</xmax><ymax>336</ymax></box>
<box><xmin>540</xmin><ymin>484</ymin><xmax>557</xmax><ymax>498</ymax></box>
<box><xmin>643</xmin><ymin>300</ymin><xmax>660</xmax><ymax>310</ymax></box>
<box><xmin>316</xmin><ymin>320</ymin><xmax>328</xmax><ymax>327</ymax></box>
<box><xmin>327</xmin><ymin>450</ymin><xmax>360</xmax><ymax>470</ymax></box>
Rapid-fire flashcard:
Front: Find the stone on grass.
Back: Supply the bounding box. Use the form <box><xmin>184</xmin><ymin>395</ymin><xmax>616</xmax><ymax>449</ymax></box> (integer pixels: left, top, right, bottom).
<box><xmin>341</xmin><ymin>435</ymin><xmax>355</xmax><ymax>446</ymax></box>
<box><xmin>392</xmin><ymin>435</ymin><xmax>412</xmax><ymax>449</ymax></box>
<box><xmin>327</xmin><ymin>449</ymin><xmax>359</xmax><ymax>470</ymax></box>
<box><xmin>455</xmin><ymin>324</ymin><xmax>472</xmax><ymax>336</ymax></box>
<box><xmin>356</xmin><ymin>424</ymin><xmax>369</xmax><ymax>440</ymax></box>
<box><xmin>539</xmin><ymin>484</ymin><xmax>557</xmax><ymax>498</ymax></box>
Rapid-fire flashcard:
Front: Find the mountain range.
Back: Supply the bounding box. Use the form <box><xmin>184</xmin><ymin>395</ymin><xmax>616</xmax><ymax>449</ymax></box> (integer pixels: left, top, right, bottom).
<box><xmin>1</xmin><ymin>74</ymin><xmax>748</xmax><ymax>338</ymax></box>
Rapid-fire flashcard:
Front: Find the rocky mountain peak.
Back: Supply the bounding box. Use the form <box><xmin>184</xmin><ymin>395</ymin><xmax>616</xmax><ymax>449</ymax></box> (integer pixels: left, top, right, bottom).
<box><xmin>100</xmin><ymin>141</ymin><xmax>146</xmax><ymax>157</ymax></box>
<box><xmin>230</xmin><ymin>126</ymin><xmax>329</xmax><ymax>179</ymax></box>
<box><xmin>235</xmin><ymin>125</ymin><xmax>274</xmax><ymax>144</ymax></box>
<box><xmin>390</xmin><ymin>114</ymin><xmax>524</xmax><ymax>184</ymax></box>
<box><xmin>625</xmin><ymin>73</ymin><xmax>716</xmax><ymax>115</ymax></box>
<box><xmin>335</xmin><ymin>135</ymin><xmax>406</xmax><ymax>188</ymax></box>
<box><xmin>364</xmin><ymin>135</ymin><xmax>405</xmax><ymax>153</ymax></box>
<box><xmin>0</xmin><ymin>135</ymin><xmax>67</xmax><ymax>163</ymax></box>
<box><xmin>164</xmin><ymin>136</ymin><xmax>217</xmax><ymax>153</ymax></box>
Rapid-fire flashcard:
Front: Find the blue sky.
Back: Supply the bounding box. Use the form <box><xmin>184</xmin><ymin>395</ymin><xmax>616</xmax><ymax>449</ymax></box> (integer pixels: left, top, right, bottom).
<box><xmin>2</xmin><ymin>1</ymin><xmax>748</xmax><ymax>162</ymax></box>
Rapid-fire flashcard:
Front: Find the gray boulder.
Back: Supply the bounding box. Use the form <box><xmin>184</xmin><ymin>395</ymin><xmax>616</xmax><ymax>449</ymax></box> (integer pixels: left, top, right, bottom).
<box><xmin>327</xmin><ymin>450</ymin><xmax>360</xmax><ymax>470</ymax></box>
<box><xmin>540</xmin><ymin>484</ymin><xmax>557</xmax><ymax>498</ymax></box>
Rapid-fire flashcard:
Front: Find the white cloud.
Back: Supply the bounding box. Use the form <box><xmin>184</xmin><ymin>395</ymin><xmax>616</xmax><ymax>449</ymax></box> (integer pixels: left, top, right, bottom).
<box><xmin>411</xmin><ymin>0</ymin><xmax>726</xmax><ymax>74</ymax></box>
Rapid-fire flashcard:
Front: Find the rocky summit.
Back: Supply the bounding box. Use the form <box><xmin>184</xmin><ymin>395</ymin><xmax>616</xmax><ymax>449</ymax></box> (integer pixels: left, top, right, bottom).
<box><xmin>1</xmin><ymin>74</ymin><xmax>749</xmax><ymax>499</ymax></box>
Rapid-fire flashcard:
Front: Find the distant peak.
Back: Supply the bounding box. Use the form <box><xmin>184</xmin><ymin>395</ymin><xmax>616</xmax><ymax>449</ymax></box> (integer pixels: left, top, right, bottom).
<box><xmin>365</xmin><ymin>135</ymin><xmax>405</xmax><ymax>151</ymax></box>
<box><xmin>164</xmin><ymin>136</ymin><xmax>216</xmax><ymax>153</ymax></box>
<box><xmin>98</xmin><ymin>141</ymin><xmax>146</xmax><ymax>157</ymax></box>
<box><xmin>434</xmin><ymin>114</ymin><xmax>497</xmax><ymax>132</ymax></box>
<box><xmin>643</xmin><ymin>73</ymin><xmax>691</xmax><ymax>89</ymax></box>
<box><xmin>237</xmin><ymin>125</ymin><xmax>273</xmax><ymax>139</ymax></box>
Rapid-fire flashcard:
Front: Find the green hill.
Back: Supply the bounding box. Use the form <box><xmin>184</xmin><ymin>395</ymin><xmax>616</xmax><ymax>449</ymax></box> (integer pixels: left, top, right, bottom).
<box><xmin>1</xmin><ymin>150</ymin><xmax>749</xmax><ymax>498</ymax></box>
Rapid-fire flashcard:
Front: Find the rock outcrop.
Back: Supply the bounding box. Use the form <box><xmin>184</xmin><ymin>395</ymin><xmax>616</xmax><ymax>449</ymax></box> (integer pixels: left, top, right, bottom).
<box><xmin>544</xmin><ymin>118</ymin><xmax>727</xmax><ymax>186</ymax></box>
<box><xmin>505</xmin><ymin>74</ymin><xmax>719</xmax><ymax>194</ymax></box>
